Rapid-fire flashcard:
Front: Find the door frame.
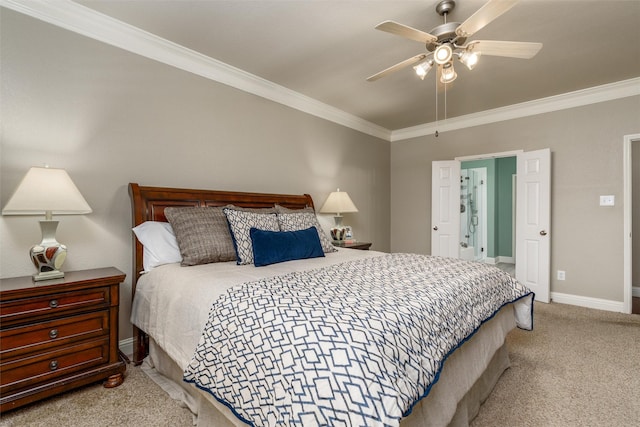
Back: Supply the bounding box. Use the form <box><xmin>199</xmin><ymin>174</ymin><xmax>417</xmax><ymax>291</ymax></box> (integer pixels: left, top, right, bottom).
<box><xmin>456</xmin><ymin>151</ymin><xmax>523</xmax><ymax>263</ymax></box>
<box><xmin>455</xmin><ymin>150</ymin><xmax>524</xmax><ymax>162</ymax></box>
<box><xmin>623</xmin><ymin>133</ymin><xmax>639</xmax><ymax>314</ymax></box>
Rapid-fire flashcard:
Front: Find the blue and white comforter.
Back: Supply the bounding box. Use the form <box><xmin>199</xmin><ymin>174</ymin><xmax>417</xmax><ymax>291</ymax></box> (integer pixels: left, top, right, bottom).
<box><xmin>183</xmin><ymin>253</ymin><xmax>533</xmax><ymax>427</ymax></box>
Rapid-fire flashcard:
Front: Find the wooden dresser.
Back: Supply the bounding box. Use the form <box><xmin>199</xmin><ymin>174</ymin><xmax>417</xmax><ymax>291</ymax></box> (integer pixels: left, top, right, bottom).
<box><xmin>0</xmin><ymin>267</ymin><xmax>127</xmax><ymax>412</ymax></box>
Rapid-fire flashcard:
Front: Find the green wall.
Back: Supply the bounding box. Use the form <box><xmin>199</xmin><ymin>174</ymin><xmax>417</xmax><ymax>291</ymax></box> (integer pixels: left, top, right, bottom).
<box><xmin>496</xmin><ymin>157</ymin><xmax>516</xmax><ymax>258</ymax></box>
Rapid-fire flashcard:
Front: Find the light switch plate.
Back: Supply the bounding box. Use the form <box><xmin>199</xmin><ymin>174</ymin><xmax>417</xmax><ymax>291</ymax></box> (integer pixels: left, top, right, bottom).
<box><xmin>599</xmin><ymin>195</ymin><xmax>615</xmax><ymax>206</ymax></box>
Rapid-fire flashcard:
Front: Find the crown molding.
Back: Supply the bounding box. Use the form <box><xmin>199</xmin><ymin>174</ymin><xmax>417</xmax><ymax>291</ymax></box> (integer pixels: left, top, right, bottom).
<box><xmin>2</xmin><ymin>0</ymin><xmax>636</xmax><ymax>144</ymax></box>
<box><xmin>0</xmin><ymin>0</ymin><xmax>391</xmax><ymax>141</ymax></box>
<box><xmin>390</xmin><ymin>77</ymin><xmax>640</xmax><ymax>142</ymax></box>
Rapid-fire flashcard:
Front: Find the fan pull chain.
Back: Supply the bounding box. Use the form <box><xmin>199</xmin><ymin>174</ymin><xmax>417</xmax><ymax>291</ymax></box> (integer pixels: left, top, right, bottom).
<box><xmin>444</xmin><ymin>78</ymin><xmax>447</xmax><ymax>122</ymax></box>
<box><xmin>435</xmin><ymin>68</ymin><xmax>439</xmax><ymax>137</ymax></box>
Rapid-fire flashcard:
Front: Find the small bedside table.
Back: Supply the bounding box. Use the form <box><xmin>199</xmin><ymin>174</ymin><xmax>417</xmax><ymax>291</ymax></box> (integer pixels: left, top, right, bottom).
<box><xmin>332</xmin><ymin>241</ymin><xmax>372</xmax><ymax>250</ymax></box>
<box><xmin>0</xmin><ymin>267</ymin><xmax>127</xmax><ymax>412</ymax></box>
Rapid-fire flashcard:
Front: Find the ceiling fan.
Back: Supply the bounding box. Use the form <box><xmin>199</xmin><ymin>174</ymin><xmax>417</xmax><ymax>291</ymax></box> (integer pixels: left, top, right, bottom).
<box><xmin>367</xmin><ymin>0</ymin><xmax>542</xmax><ymax>83</ymax></box>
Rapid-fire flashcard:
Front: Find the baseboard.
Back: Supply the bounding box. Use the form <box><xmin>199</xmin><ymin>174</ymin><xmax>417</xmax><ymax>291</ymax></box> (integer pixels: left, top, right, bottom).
<box><xmin>119</xmin><ymin>337</ymin><xmax>134</xmax><ymax>359</ymax></box>
<box><xmin>485</xmin><ymin>257</ymin><xmax>497</xmax><ymax>265</ymax></box>
<box><xmin>496</xmin><ymin>256</ymin><xmax>515</xmax><ymax>264</ymax></box>
<box><xmin>550</xmin><ymin>292</ymin><xmax>626</xmax><ymax>313</ymax></box>
<box><xmin>633</xmin><ymin>286</ymin><xmax>640</xmax><ymax>298</ymax></box>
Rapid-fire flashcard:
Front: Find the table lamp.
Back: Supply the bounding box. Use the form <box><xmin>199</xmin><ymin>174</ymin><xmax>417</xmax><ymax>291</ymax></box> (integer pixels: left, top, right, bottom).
<box><xmin>319</xmin><ymin>188</ymin><xmax>358</xmax><ymax>241</ymax></box>
<box><xmin>2</xmin><ymin>166</ymin><xmax>92</xmax><ymax>281</ymax></box>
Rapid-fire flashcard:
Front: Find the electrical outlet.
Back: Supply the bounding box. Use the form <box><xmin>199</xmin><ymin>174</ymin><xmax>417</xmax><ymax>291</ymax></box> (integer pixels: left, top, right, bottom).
<box><xmin>557</xmin><ymin>270</ymin><xmax>566</xmax><ymax>281</ymax></box>
<box><xmin>599</xmin><ymin>195</ymin><xmax>615</xmax><ymax>206</ymax></box>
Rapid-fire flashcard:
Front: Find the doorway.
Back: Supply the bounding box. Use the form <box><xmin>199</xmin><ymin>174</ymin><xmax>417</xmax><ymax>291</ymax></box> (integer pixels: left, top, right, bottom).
<box><xmin>432</xmin><ymin>148</ymin><xmax>551</xmax><ymax>302</ymax></box>
<box><xmin>625</xmin><ymin>134</ymin><xmax>640</xmax><ymax>314</ymax></box>
<box><xmin>460</xmin><ymin>157</ymin><xmax>517</xmax><ymax>266</ymax></box>
<box><xmin>634</xmin><ymin>139</ymin><xmax>640</xmax><ymax>314</ymax></box>
<box><xmin>459</xmin><ymin>167</ymin><xmax>487</xmax><ymax>262</ymax></box>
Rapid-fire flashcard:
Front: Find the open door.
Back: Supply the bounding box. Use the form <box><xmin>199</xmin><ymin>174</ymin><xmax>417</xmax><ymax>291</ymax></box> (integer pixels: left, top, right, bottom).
<box><xmin>515</xmin><ymin>148</ymin><xmax>551</xmax><ymax>303</ymax></box>
<box><xmin>431</xmin><ymin>161</ymin><xmax>461</xmax><ymax>257</ymax></box>
<box><xmin>432</xmin><ymin>151</ymin><xmax>550</xmax><ymax>302</ymax></box>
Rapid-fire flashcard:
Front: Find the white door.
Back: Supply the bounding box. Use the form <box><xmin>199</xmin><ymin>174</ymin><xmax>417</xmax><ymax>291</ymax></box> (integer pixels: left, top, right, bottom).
<box><xmin>431</xmin><ymin>161</ymin><xmax>461</xmax><ymax>257</ymax></box>
<box><xmin>515</xmin><ymin>148</ymin><xmax>551</xmax><ymax>302</ymax></box>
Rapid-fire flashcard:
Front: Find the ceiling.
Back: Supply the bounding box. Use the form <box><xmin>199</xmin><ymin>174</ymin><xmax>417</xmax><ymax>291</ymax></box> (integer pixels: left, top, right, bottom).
<box><xmin>38</xmin><ymin>1</ymin><xmax>640</xmax><ymax>132</ymax></box>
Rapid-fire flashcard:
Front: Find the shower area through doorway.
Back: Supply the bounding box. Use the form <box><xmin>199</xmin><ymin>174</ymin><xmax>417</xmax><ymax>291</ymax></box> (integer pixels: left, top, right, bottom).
<box><xmin>460</xmin><ymin>167</ymin><xmax>487</xmax><ymax>261</ymax></box>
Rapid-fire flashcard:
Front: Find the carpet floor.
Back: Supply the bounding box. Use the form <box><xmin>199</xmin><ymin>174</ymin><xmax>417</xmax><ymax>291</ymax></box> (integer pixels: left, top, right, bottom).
<box><xmin>1</xmin><ymin>302</ymin><xmax>638</xmax><ymax>427</ymax></box>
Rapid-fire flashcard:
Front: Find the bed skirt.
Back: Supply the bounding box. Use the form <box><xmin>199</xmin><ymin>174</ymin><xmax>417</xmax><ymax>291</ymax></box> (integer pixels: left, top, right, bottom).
<box><xmin>140</xmin><ymin>304</ymin><xmax>516</xmax><ymax>427</ymax></box>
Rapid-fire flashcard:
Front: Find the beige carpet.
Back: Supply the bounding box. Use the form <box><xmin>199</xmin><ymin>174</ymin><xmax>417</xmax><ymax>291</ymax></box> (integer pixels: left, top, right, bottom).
<box><xmin>472</xmin><ymin>302</ymin><xmax>640</xmax><ymax>427</ymax></box>
<box><xmin>0</xmin><ymin>363</ymin><xmax>193</xmax><ymax>427</ymax></box>
<box><xmin>1</xmin><ymin>302</ymin><xmax>639</xmax><ymax>427</ymax></box>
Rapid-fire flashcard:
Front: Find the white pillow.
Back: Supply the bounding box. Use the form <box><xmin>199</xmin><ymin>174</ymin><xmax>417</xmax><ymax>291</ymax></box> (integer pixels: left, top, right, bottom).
<box><xmin>132</xmin><ymin>221</ymin><xmax>182</xmax><ymax>271</ymax></box>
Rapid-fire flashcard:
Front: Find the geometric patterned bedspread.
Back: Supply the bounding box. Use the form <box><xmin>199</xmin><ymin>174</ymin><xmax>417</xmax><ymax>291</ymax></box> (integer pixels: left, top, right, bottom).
<box><xmin>183</xmin><ymin>253</ymin><xmax>533</xmax><ymax>427</ymax></box>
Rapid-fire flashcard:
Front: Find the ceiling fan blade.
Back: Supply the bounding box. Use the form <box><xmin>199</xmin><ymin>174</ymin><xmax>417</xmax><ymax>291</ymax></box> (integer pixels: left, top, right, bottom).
<box><xmin>455</xmin><ymin>0</ymin><xmax>519</xmax><ymax>38</ymax></box>
<box><xmin>375</xmin><ymin>21</ymin><xmax>438</xmax><ymax>44</ymax></box>
<box><xmin>466</xmin><ymin>40</ymin><xmax>542</xmax><ymax>59</ymax></box>
<box><xmin>367</xmin><ymin>54</ymin><xmax>427</xmax><ymax>81</ymax></box>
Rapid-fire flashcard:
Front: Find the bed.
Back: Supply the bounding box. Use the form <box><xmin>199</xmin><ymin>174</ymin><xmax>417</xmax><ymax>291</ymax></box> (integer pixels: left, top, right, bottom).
<box><xmin>128</xmin><ymin>183</ymin><xmax>533</xmax><ymax>427</ymax></box>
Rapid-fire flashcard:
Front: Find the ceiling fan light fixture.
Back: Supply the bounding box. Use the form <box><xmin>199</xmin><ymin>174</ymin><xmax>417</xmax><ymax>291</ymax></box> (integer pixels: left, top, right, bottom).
<box><xmin>434</xmin><ymin>44</ymin><xmax>453</xmax><ymax>65</ymax></box>
<box><xmin>459</xmin><ymin>50</ymin><xmax>480</xmax><ymax>70</ymax></box>
<box><xmin>440</xmin><ymin>62</ymin><xmax>457</xmax><ymax>83</ymax></box>
<box><xmin>369</xmin><ymin>0</ymin><xmax>543</xmax><ymax>83</ymax></box>
<box><xmin>413</xmin><ymin>59</ymin><xmax>434</xmax><ymax>80</ymax></box>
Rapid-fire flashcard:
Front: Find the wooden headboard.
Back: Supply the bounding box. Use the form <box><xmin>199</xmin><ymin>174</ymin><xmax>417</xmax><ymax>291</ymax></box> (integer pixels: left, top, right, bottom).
<box><xmin>128</xmin><ymin>183</ymin><xmax>315</xmax><ymax>363</ymax></box>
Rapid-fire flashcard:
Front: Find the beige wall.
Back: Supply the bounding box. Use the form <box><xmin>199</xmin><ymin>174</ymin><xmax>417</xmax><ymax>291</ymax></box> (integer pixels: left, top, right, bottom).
<box><xmin>391</xmin><ymin>96</ymin><xmax>640</xmax><ymax>303</ymax></box>
<box><xmin>0</xmin><ymin>11</ymin><xmax>390</xmax><ymax>342</ymax></box>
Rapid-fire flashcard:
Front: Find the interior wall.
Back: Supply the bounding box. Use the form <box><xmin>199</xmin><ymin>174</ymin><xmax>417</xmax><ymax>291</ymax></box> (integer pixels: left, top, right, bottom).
<box><xmin>0</xmin><ymin>11</ymin><xmax>391</xmax><ymax>342</ymax></box>
<box><xmin>391</xmin><ymin>96</ymin><xmax>640</xmax><ymax>303</ymax></box>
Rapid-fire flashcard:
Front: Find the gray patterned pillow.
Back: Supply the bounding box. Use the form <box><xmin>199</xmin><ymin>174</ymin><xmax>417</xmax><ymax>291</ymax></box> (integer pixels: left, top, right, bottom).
<box><xmin>277</xmin><ymin>211</ymin><xmax>337</xmax><ymax>253</ymax></box>
<box><xmin>223</xmin><ymin>208</ymin><xmax>280</xmax><ymax>265</ymax></box>
<box><xmin>164</xmin><ymin>207</ymin><xmax>236</xmax><ymax>266</ymax></box>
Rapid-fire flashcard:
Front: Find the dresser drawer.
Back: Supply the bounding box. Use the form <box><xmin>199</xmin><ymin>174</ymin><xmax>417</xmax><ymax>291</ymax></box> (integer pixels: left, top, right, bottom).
<box><xmin>0</xmin><ymin>338</ymin><xmax>109</xmax><ymax>393</ymax></box>
<box><xmin>0</xmin><ymin>287</ymin><xmax>110</xmax><ymax>325</ymax></box>
<box><xmin>0</xmin><ymin>311</ymin><xmax>109</xmax><ymax>359</ymax></box>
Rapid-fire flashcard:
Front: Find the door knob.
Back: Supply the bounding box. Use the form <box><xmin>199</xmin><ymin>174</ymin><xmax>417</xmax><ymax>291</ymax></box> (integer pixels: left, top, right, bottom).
<box><xmin>433</xmin><ymin>226</ymin><xmax>438</xmax><ymax>231</ymax></box>
<box><xmin>539</xmin><ymin>230</ymin><xmax>547</xmax><ymax>236</ymax></box>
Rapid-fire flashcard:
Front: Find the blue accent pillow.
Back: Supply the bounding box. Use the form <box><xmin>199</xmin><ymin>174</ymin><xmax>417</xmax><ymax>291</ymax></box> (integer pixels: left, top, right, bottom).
<box><xmin>250</xmin><ymin>227</ymin><xmax>325</xmax><ymax>267</ymax></box>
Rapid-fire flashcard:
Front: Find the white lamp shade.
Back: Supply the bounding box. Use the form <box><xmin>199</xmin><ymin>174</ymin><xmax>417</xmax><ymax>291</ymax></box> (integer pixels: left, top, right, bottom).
<box><xmin>319</xmin><ymin>189</ymin><xmax>358</xmax><ymax>215</ymax></box>
<box><xmin>2</xmin><ymin>167</ymin><xmax>92</xmax><ymax>216</ymax></box>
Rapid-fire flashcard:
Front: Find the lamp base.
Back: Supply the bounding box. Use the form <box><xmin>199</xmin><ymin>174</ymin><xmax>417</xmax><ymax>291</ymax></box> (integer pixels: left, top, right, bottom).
<box><xmin>330</xmin><ymin>215</ymin><xmax>346</xmax><ymax>241</ymax></box>
<box><xmin>32</xmin><ymin>269</ymin><xmax>65</xmax><ymax>282</ymax></box>
<box><xmin>30</xmin><ymin>220</ymin><xmax>67</xmax><ymax>282</ymax></box>
<box><xmin>330</xmin><ymin>227</ymin><xmax>347</xmax><ymax>241</ymax></box>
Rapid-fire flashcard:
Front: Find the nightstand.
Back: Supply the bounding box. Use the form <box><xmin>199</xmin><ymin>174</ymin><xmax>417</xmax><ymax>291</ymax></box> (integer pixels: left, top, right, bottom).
<box><xmin>0</xmin><ymin>267</ymin><xmax>127</xmax><ymax>412</ymax></box>
<box><xmin>332</xmin><ymin>241</ymin><xmax>372</xmax><ymax>250</ymax></box>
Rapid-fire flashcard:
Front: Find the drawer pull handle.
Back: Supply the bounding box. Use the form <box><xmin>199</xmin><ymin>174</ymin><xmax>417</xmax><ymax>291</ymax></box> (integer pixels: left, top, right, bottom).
<box><xmin>49</xmin><ymin>360</ymin><xmax>58</xmax><ymax>371</ymax></box>
<box><xmin>49</xmin><ymin>299</ymin><xmax>59</xmax><ymax>308</ymax></box>
<box><xmin>49</xmin><ymin>329</ymin><xmax>59</xmax><ymax>339</ymax></box>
